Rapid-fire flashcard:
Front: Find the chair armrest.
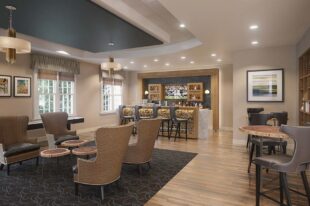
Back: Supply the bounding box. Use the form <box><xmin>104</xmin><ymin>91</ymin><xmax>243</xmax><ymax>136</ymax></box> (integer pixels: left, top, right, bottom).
<box><xmin>66</xmin><ymin>130</ymin><xmax>77</xmax><ymax>136</ymax></box>
<box><xmin>26</xmin><ymin>138</ymin><xmax>38</xmax><ymax>144</ymax></box>
<box><xmin>0</xmin><ymin>143</ymin><xmax>5</xmax><ymax>164</ymax></box>
<box><xmin>46</xmin><ymin>134</ymin><xmax>56</xmax><ymax>149</ymax></box>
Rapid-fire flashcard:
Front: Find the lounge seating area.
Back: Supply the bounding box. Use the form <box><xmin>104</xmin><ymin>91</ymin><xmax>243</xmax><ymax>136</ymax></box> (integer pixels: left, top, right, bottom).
<box><xmin>1</xmin><ymin>1</ymin><xmax>310</xmax><ymax>205</ymax></box>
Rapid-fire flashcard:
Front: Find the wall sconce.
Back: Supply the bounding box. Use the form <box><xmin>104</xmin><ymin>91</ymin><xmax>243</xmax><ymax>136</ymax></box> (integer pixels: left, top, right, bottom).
<box><xmin>204</xmin><ymin>89</ymin><xmax>210</xmax><ymax>95</ymax></box>
<box><xmin>144</xmin><ymin>90</ymin><xmax>149</xmax><ymax>95</ymax></box>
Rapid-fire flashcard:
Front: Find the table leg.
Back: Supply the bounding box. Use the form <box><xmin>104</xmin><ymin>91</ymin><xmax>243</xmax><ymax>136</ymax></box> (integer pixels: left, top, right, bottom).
<box><xmin>255</xmin><ymin>137</ymin><xmax>263</xmax><ymax>206</ymax></box>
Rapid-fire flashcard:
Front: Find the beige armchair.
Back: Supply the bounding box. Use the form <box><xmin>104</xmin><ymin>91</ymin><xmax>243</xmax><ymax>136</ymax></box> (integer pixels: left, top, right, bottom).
<box><xmin>73</xmin><ymin>122</ymin><xmax>134</xmax><ymax>200</ymax></box>
<box><xmin>123</xmin><ymin>119</ymin><xmax>161</xmax><ymax>174</ymax></box>
<box><xmin>0</xmin><ymin>116</ymin><xmax>40</xmax><ymax>175</ymax></box>
<box><xmin>40</xmin><ymin>112</ymin><xmax>79</xmax><ymax>149</ymax></box>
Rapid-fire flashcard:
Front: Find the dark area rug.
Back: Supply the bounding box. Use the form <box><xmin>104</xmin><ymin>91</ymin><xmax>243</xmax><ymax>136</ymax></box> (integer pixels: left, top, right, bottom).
<box><xmin>0</xmin><ymin>148</ymin><xmax>197</xmax><ymax>206</ymax></box>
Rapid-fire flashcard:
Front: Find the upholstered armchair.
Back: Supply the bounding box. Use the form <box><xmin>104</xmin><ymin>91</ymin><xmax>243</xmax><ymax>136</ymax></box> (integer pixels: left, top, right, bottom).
<box><xmin>73</xmin><ymin>122</ymin><xmax>134</xmax><ymax>200</ymax></box>
<box><xmin>0</xmin><ymin>116</ymin><xmax>40</xmax><ymax>175</ymax></box>
<box><xmin>41</xmin><ymin>112</ymin><xmax>79</xmax><ymax>149</ymax></box>
<box><xmin>123</xmin><ymin>119</ymin><xmax>161</xmax><ymax>174</ymax></box>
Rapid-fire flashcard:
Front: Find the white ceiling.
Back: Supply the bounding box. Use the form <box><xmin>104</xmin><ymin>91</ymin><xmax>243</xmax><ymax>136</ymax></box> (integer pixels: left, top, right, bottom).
<box><xmin>123</xmin><ymin>0</ymin><xmax>310</xmax><ymax>71</ymax></box>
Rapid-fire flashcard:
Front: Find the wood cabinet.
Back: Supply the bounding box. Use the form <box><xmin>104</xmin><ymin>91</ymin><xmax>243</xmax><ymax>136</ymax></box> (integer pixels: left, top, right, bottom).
<box><xmin>148</xmin><ymin>84</ymin><xmax>163</xmax><ymax>101</ymax></box>
<box><xmin>299</xmin><ymin>48</ymin><xmax>310</xmax><ymax>125</ymax></box>
<box><xmin>187</xmin><ymin>82</ymin><xmax>203</xmax><ymax>102</ymax></box>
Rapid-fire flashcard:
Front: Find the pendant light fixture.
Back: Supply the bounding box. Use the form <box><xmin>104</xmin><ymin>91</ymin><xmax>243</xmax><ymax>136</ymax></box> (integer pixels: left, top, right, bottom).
<box><xmin>0</xmin><ymin>6</ymin><xmax>31</xmax><ymax>64</ymax></box>
<box><xmin>101</xmin><ymin>57</ymin><xmax>122</xmax><ymax>77</ymax></box>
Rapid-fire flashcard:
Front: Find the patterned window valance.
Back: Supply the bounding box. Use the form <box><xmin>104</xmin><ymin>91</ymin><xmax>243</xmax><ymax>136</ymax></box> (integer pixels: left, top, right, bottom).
<box><xmin>31</xmin><ymin>54</ymin><xmax>80</xmax><ymax>74</ymax></box>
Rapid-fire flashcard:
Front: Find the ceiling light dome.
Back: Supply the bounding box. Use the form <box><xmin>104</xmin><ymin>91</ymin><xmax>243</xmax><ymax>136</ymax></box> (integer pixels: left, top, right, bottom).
<box><xmin>0</xmin><ymin>6</ymin><xmax>31</xmax><ymax>64</ymax></box>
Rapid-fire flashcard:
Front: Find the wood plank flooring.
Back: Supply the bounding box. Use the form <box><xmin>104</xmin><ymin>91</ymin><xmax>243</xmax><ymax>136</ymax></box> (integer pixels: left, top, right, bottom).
<box><xmin>80</xmin><ymin>130</ymin><xmax>309</xmax><ymax>206</ymax></box>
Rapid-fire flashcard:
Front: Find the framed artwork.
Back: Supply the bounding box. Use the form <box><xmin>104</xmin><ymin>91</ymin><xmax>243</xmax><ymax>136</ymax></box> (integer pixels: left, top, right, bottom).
<box><xmin>14</xmin><ymin>76</ymin><xmax>31</xmax><ymax>97</ymax></box>
<box><xmin>247</xmin><ymin>69</ymin><xmax>284</xmax><ymax>102</ymax></box>
<box><xmin>0</xmin><ymin>75</ymin><xmax>12</xmax><ymax>97</ymax></box>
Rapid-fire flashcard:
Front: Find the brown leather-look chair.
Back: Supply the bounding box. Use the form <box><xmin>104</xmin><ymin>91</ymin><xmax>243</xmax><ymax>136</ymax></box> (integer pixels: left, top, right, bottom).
<box><xmin>40</xmin><ymin>112</ymin><xmax>79</xmax><ymax>149</ymax></box>
<box><xmin>73</xmin><ymin>122</ymin><xmax>134</xmax><ymax>200</ymax></box>
<box><xmin>0</xmin><ymin>116</ymin><xmax>40</xmax><ymax>175</ymax></box>
<box><xmin>123</xmin><ymin>119</ymin><xmax>161</xmax><ymax>174</ymax></box>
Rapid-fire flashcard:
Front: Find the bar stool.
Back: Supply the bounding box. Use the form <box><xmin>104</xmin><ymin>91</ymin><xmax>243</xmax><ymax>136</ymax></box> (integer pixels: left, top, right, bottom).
<box><xmin>156</xmin><ymin>107</ymin><xmax>172</xmax><ymax>139</ymax></box>
<box><xmin>170</xmin><ymin>108</ymin><xmax>189</xmax><ymax>141</ymax></box>
<box><xmin>254</xmin><ymin>125</ymin><xmax>310</xmax><ymax>206</ymax></box>
<box><xmin>119</xmin><ymin>105</ymin><xmax>135</xmax><ymax>125</ymax></box>
<box><xmin>135</xmin><ymin>105</ymin><xmax>156</xmax><ymax>121</ymax></box>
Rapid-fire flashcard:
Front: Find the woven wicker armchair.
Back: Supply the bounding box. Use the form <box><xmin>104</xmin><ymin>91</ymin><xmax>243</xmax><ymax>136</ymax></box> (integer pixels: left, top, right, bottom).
<box><xmin>73</xmin><ymin>122</ymin><xmax>134</xmax><ymax>200</ymax></box>
<box><xmin>0</xmin><ymin>116</ymin><xmax>40</xmax><ymax>175</ymax></box>
<box><xmin>123</xmin><ymin>119</ymin><xmax>161</xmax><ymax>174</ymax></box>
<box><xmin>41</xmin><ymin>112</ymin><xmax>79</xmax><ymax>149</ymax></box>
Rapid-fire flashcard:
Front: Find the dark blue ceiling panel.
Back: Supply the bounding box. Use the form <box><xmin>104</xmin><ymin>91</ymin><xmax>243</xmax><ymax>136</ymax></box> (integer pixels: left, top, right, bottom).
<box><xmin>0</xmin><ymin>0</ymin><xmax>163</xmax><ymax>52</ymax></box>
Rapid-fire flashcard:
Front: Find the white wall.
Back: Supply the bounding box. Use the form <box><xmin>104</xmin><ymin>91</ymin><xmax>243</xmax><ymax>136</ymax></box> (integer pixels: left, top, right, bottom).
<box><xmin>232</xmin><ymin>46</ymin><xmax>298</xmax><ymax>144</ymax></box>
<box><xmin>297</xmin><ymin>27</ymin><xmax>310</xmax><ymax>57</ymax></box>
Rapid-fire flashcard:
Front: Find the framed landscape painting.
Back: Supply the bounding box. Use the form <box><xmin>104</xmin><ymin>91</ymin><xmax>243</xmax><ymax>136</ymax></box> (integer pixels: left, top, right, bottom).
<box><xmin>0</xmin><ymin>75</ymin><xmax>12</xmax><ymax>97</ymax></box>
<box><xmin>14</xmin><ymin>76</ymin><xmax>31</xmax><ymax>97</ymax></box>
<box><xmin>247</xmin><ymin>69</ymin><xmax>284</xmax><ymax>102</ymax></box>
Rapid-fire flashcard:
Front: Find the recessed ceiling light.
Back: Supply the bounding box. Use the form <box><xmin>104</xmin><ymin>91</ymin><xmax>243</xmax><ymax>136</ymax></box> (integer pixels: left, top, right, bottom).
<box><xmin>108</xmin><ymin>42</ymin><xmax>115</xmax><ymax>46</ymax></box>
<box><xmin>211</xmin><ymin>53</ymin><xmax>216</xmax><ymax>57</ymax></box>
<box><xmin>217</xmin><ymin>59</ymin><xmax>222</xmax><ymax>62</ymax></box>
<box><xmin>154</xmin><ymin>58</ymin><xmax>159</xmax><ymax>62</ymax></box>
<box><xmin>190</xmin><ymin>61</ymin><xmax>195</xmax><ymax>64</ymax></box>
<box><xmin>181</xmin><ymin>56</ymin><xmax>186</xmax><ymax>60</ymax></box>
<box><xmin>251</xmin><ymin>41</ymin><xmax>259</xmax><ymax>45</ymax></box>
<box><xmin>179</xmin><ymin>23</ymin><xmax>186</xmax><ymax>28</ymax></box>
<box><xmin>130</xmin><ymin>61</ymin><xmax>135</xmax><ymax>64</ymax></box>
<box><xmin>165</xmin><ymin>63</ymin><xmax>170</xmax><ymax>66</ymax></box>
<box><xmin>56</xmin><ymin>50</ymin><xmax>70</xmax><ymax>55</ymax></box>
<box><xmin>143</xmin><ymin>65</ymin><xmax>148</xmax><ymax>68</ymax></box>
<box><xmin>249</xmin><ymin>25</ymin><xmax>259</xmax><ymax>30</ymax></box>
<box><xmin>124</xmin><ymin>66</ymin><xmax>128</xmax><ymax>69</ymax></box>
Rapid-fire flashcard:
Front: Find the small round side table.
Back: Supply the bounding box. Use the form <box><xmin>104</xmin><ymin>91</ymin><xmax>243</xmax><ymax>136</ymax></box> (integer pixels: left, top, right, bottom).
<box><xmin>72</xmin><ymin>146</ymin><xmax>97</xmax><ymax>159</ymax></box>
<box><xmin>40</xmin><ymin>148</ymin><xmax>71</xmax><ymax>176</ymax></box>
<box><xmin>61</xmin><ymin>140</ymin><xmax>88</xmax><ymax>149</ymax></box>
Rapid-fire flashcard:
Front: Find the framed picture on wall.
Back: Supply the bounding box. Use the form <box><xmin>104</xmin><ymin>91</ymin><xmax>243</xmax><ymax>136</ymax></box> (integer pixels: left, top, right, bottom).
<box><xmin>0</xmin><ymin>75</ymin><xmax>12</xmax><ymax>97</ymax></box>
<box><xmin>14</xmin><ymin>76</ymin><xmax>31</xmax><ymax>97</ymax></box>
<box><xmin>247</xmin><ymin>69</ymin><xmax>284</xmax><ymax>102</ymax></box>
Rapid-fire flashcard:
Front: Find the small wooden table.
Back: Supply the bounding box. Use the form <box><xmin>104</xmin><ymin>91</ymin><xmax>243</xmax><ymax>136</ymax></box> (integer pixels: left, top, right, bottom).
<box><xmin>40</xmin><ymin>148</ymin><xmax>70</xmax><ymax>158</ymax></box>
<box><xmin>239</xmin><ymin>125</ymin><xmax>289</xmax><ymax>139</ymax></box>
<box><xmin>61</xmin><ymin>140</ymin><xmax>88</xmax><ymax>148</ymax></box>
<box><xmin>72</xmin><ymin>146</ymin><xmax>97</xmax><ymax>157</ymax></box>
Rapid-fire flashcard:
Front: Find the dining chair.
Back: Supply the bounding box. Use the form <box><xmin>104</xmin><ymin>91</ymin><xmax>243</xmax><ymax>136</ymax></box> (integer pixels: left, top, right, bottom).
<box><xmin>0</xmin><ymin>116</ymin><xmax>40</xmax><ymax>175</ymax></box>
<box><xmin>247</xmin><ymin>113</ymin><xmax>287</xmax><ymax>173</ymax></box>
<box><xmin>41</xmin><ymin>112</ymin><xmax>79</xmax><ymax>149</ymax></box>
<box><xmin>123</xmin><ymin>119</ymin><xmax>161</xmax><ymax>174</ymax></box>
<box><xmin>73</xmin><ymin>122</ymin><xmax>134</xmax><ymax>200</ymax></box>
<box><xmin>271</xmin><ymin>112</ymin><xmax>288</xmax><ymax>126</ymax></box>
<box><xmin>246</xmin><ymin>108</ymin><xmax>264</xmax><ymax>148</ymax></box>
<box><xmin>254</xmin><ymin>125</ymin><xmax>310</xmax><ymax>206</ymax></box>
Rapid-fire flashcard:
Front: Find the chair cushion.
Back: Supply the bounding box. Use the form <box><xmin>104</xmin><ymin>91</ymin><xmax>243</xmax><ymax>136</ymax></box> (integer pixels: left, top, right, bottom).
<box><xmin>55</xmin><ymin>135</ymin><xmax>79</xmax><ymax>145</ymax></box>
<box><xmin>254</xmin><ymin>155</ymin><xmax>292</xmax><ymax>170</ymax></box>
<box><xmin>4</xmin><ymin>143</ymin><xmax>40</xmax><ymax>157</ymax></box>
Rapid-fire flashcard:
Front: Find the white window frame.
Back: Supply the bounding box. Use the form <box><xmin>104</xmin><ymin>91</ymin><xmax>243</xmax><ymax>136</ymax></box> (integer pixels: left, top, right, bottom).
<box><xmin>100</xmin><ymin>80</ymin><xmax>123</xmax><ymax>114</ymax></box>
<box><xmin>33</xmin><ymin>72</ymin><xmax>76</xmax><ymax>119</ymax></box>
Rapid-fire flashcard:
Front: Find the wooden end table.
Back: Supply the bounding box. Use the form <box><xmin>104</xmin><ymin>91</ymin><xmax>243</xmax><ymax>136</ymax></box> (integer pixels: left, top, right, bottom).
<box><xmin>40</xmin><ymin>148</ymin><xmax>71</xmax><ymax>176</ymax></box>
<box><xmin>72</xmin><ymin>146</ymin><xmax>97</xmax><ymax>159</ymax></box>
<box><xmin>61</xmin><ymin>140</ymin><xmax>88</xmax><ymax>149</ymax></box>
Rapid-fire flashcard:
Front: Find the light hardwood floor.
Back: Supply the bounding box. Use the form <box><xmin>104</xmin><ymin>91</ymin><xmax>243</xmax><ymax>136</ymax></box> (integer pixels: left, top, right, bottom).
<box><xmin>80</xmin><ymin>130</ymin><xmax>309</xmax><ymax>206</ymax></box>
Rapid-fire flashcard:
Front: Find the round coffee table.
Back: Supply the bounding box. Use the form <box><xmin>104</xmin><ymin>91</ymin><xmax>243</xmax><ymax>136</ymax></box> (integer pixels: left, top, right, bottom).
<box><xmin>61</xmin><ymin>140</ymin><xmax>88</xmax><ymax>148</ymax></box>
<box><xmin>72</xmin><ymin>146</ymin><xmax>97</xmax><ymax>159</ymax></box>
<box><xmin>40</xmin><ymin>148</ymin><xmax>71</xmax><ymax>176</ymax></box>
<box><xmin>40</xmin><ymin>148</ymin><xmax>70</xmax><ymax>158</ymax></box>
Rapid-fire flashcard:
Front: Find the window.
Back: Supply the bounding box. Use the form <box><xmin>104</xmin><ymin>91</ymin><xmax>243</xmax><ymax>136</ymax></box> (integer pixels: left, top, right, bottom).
<box><xmin>101</xmin><ymin>79</ymin><xmax>123</xmax><ymax>112</ymax></box>
<box><xmin>35</xmin><ymin>70</ymin><xmax>75</xmax><ymax>118</ymax></box>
